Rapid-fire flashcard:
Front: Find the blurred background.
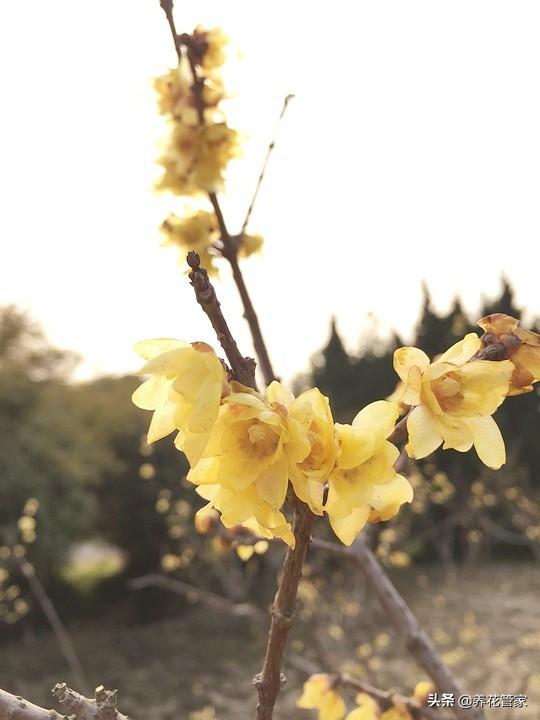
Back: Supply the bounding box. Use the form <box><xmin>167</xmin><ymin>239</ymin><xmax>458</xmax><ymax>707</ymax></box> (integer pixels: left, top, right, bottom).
<box><xmin>1</xmin><ymin>1</ymin><xmax>540</xmax><ymax>718</ymax></box>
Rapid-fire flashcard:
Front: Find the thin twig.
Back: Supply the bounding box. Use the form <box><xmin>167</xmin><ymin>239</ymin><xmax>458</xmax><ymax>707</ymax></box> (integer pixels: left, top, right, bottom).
<box><xmin>187</xmin><ymin>251</ymin><xmax>257</xmax><ymax>389</ymax></box>
<box><xmin>129</xmin><ymin>573</ymin><xmax>266</xmax><ymax>620</ymax></box>
<box><xmin>241</xmin><ymin>94</ymin><xmax>294</xmax><ymax>236</ymax></box>
<box><xmin>254</xmin><ymin>501</ymin><xmax>314</xmax><ymax>720</ymax></box>
<box><xmin>159</xmin><ymin>0</ymin><xmax>183</xmax><ymax>60</ymax></box>
<box><xmin>311</xmin><ymin>536</ymin><xmax>485</xmax><ymax>720</ymax></box>
<box><xmin>18</xmin><ymin>561</ymin><xmax>88</xmax><ymax>693</ymax></box>
<box><xmin>228</xmin><ymin>253</ymin><xmax>276</xmax><ymax>385</ymax></box>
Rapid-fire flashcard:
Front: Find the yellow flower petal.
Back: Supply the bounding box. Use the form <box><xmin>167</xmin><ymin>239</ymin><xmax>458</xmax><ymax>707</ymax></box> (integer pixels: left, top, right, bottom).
<box><xmin>436</xmin><ymin>333</ymin><xmax>481</xmax><ymax>365</ymax></box>
<box><xmin>370</xmin><ymin>474</ymin><xmax>413</xmax><ymax>514</ymax></box>
<box><xmin>132</xmin><ymin>375</ymin><xmax>171</xmax><ymax>411</ymax></box>
<box><xmin>329</xmin><ymin>506</ymin><xmax>370</xmax><ymax>546</ymax></box>
<box><xmin>405</xmin><ymin>405</ymin><xmax>442</xmax><ymax>459</ymax></box>
<box><xmin>463</xmin><ymin>415</ymin><xmax>506</xmax><ymax>469</ymax></box>
<box><xmin>335</xmin><ymin>424</ymin><xmax>375</xmax><ymax>470</ymax></box>
<box><xmin>255</xmin><ymin>454</ymin><xmax>289</xmax><ymax>509</ymax></box>
<box><xmin>352</xmin><ymin>400</ymin><xmax>400</xmax><ymax>444</ymax></box>
<box><xmin>133</xmin><ymin>338</ymin><xmax>188</xmax><ymax>360</ymax></box>
<box><xmin>393</xmin><ymin>347</ymin><xmax>430</xmax><ymax>384</ymax></box>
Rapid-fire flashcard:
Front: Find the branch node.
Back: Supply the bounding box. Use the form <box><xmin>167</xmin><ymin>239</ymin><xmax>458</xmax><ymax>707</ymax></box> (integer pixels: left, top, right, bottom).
<box><xmin>270</xmin><ymin>608</ymin><xmax>295</xmax><ymax>628</ymax></box>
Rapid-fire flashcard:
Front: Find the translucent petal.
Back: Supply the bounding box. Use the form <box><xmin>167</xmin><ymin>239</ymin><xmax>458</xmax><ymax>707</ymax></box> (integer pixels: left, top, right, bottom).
<box><xmin>405</xmin><ymin>406</ymin><xmax>442</xmax><ymax>459</ymax></box>
<box><xmin>329</xmin><ymin>507</ymin><xmax>370</xmax><ymax>546</ymax></box>
<box><xmin>464</xmin><ymin>415</ymin><xmax>506</xmax><ymax>469</ymax></box>
<box><xmin>352</xmin><ymin>400</ymin><xmax>400</xmax><ymax>444</ymax></box>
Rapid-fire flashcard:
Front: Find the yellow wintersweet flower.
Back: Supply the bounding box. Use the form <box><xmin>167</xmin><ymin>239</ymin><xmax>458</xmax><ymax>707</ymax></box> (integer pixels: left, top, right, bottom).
<box><xmin>478</xmin><ymin>313</ymin><xmax>540</xmax><ymax>395</ymax></box>
<box><xmin>326</xmin><ymin>401</ymin><xmax>413</xmax><ymax>545</ymax></box>
<box><xmin>156</xmin><ymin>122</ymin><xmax>239</xmax><ymax>197</ymax></box>
<box><xmin>297</xmin><ymin>674</ymin><xmax>346</xmax><ymax>720</ymax></box>
<box><xmin>394</xmin><ymin>334</ymin><xmax>513</xmax><ymax>469</ymax></box>
<box><xmin>188</xmin><ymin>381</ymin><xmax>310</xmax><ymax>545</ymax></box>
<box><xmin>345</xmin><ymin>693</ymin><xmax>379</xmax><ymax>720</ymax></box>
<box><xmin>380</xmin><ymin>709</ymin><xmax>412</xmax><ymax>720</ymax></box>
<box><xmin>154</xmin><ymin>58</ymin><xmax>199</xmax><ymax>125</ymax></box>
<box><xmin>413</xmin><ymin>681</ymin><xmax>434</xmax><ymax>704</ymax></box>
<box><xmin>190</xmin><ymin>26</ymin><xmax>229</xmax><ymax>76</ymax></box>
<box><xmin>194</xmin><ymin>481</ymin><xmax>295</xmax><ymax>547</ymax></box>
<box><xmin>238</xmin><ymin>233</ymin><xmax>264</xmax><ymax>259</ymax></box>
<box><xmin>261</xmin><ymin>385</ymin><xmax>337</xmax><ymax>515</ymax></box>
<box><xmin>132</xmin><ymin>339</ymin><xmax>227</xmax><ymax>465</ymax></box>
<box><xmin>160</xmin><ymin>211</ymin><xmax>219</xmax><ymax>276</ymax></box>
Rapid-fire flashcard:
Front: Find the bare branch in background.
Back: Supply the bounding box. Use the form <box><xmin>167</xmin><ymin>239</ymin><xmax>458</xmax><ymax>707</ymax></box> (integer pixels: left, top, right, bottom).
<box><xmin>311</xmin><ymin>536</ymin><xmax>485</xmax><ymax>720</ymax></box>
<box><xmin>129</xmin><ymin>573</ymin><xmax>266</xmax><ymax>620</ymax></box>
<box><xmin>240</xmin><ymin>94</ymin><xmax>295</xmax><ymax>236</ymax></box>
<box><xmin>18</xmin><ymin>561</ymin><xmax>88</xmax><ymax>694</ymax></box>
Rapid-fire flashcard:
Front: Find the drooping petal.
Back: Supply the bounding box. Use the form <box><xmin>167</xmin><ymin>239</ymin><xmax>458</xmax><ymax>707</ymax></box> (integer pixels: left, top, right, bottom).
<box><xmin>132</xmin><ymin>375</ymin><xmax>171</xmax><ymax>410</ymax></box>
<box><xmin>435</xmin><ymin>413</ymin><xmax>473</xmax><ymax>452</ymax></box>
<box><xmin>370</xmin><ymin>474</ymin><xmax>413</xmax><ymax>513</ymax></box>
<box><xmin>329</xmin><ymin>506</ymin><xmax>370</xmax><ymax>546</ymax></box>
<box><xmin>405</xmin><ymin>405</ymin><xmax>442</xmax><ymax>459</ymax></box>
<box><xmin>147</xmin><ymin>399</ymin><xmax>178</xmax><ymax>443</ymax></box>
<box><xmin>255</xmin><ymin>454</ymin><xmax>289</xmax><ymax>509</ymax></box>
<box><xmin>464</xmin><ymin>415</ymin><xmax>506</xmax><ymax>469</ymax></box>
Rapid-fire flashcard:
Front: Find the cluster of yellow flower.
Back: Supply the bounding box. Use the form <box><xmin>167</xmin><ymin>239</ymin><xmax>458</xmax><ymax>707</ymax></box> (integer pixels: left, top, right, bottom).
<box><xmin>154</xmin><ymin>27</ymin><xmax>263</xmax><ymax>275</ymax></box>
<box><xmin>132</xmin><ymin>315</ymin><xmax>540</xmax><ymax>547</ymax></box>
<box><xmin>297</xmin><ymin>674</ymin><xmax>433</xmax><ymax>720</ymax></box>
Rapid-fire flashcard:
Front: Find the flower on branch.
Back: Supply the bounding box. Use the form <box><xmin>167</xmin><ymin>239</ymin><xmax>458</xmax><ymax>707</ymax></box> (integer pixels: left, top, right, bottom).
<box><xmin>161</xmin><ymin>210</ymin><xmax>220</xmax><ymax>275</ymax></box>
<box><xmin>132</xmin><ymin>338</ymin><xmax>228</xmax><ymax>465</ymax></box>
<box><xmin>478</xmin><ymin>313</ymin><xmax>540</xmax><ymax>395</ymax></box>
<box><xmin>394</xmin><ymin>334</ymin><xmax>513</xmax><ymax>469</ymax></box>
<box><xmin>297</xmin><ymin>674</ymin><xmax>347</xmax><ymax>720</ymax></box>
<box><xmin>325</xmin><ymin>401</ymin><xmax>413</xmax><ymax>545</ymax></box>
<box><xmin>189</xmin><ymin>381</ymin><xmax>311</xmax><ymax>547</ymax></box>
<box><xmin>156</xmin><ymin>121</ymin><xmax>240</xmax><ymax>196</ymax></box>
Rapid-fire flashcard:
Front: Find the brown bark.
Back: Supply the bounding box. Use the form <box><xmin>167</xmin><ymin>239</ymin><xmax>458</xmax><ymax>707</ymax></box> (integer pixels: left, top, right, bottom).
<box><xmin>254</xmin><ymin>502</ymin><xmax>313</xmax><ymax>720</ymax></box>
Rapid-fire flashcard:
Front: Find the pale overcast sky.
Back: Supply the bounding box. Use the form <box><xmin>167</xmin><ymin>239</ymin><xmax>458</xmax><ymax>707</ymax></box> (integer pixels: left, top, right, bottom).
<box><xmin>1</xmin><ymin>1</ymin><xmax>540</xmax><ymax>383</ymax></box>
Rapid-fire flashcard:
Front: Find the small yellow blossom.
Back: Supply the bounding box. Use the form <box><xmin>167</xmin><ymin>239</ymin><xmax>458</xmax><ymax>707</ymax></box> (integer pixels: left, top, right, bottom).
<box><xmin>266</xmin><ymin>386</ymin><xmax>338</xmax><ymax>515</ymax></box>
<box><xmin>190</xmin><ymin>27</ymin><xmax>229</xmax><ymax>75</ymax></box>
<box><xmin>297</xmin><ymin>674</ymin><xmax>346</xmax><ymax>720</ymax></box>
<box><xmin>345</xmin><ymin>693</ymin><xmax>379</xmax><ymax>720</ymax></box>
<box><xmin>394</xmin><ymin>334</ymin><xmax>513</xmax><ymax>469</ymax></box>
<box><xmin>188</xmin><ymin>381</ymin><xmax>310</xmax><ymax>546</ymax></box>
<box><xmin>156</xmin><ymin>122</ymin><xmax>240</xmax><ymax>197</ymax></box>
<box><xmin>238</xmin><ymin>233</ymin><xmax>264</xmax><ymax>258</ymax></box>
<box><xmin>154</xmin><ymin>58</ymin><xmax>199</xmax><ymax>124</ymax></box>
<box><xmin>413</xmin><ymin>681</ymin><xmax>435</xmax><ymax>703</ymax></box>
<box><xmin>161</xmin><ymin>211</ymin><xmax>219</xmax><ymax>275</ymax></box>
<box><xmin>380</xmin><ymin>709</ymin><xmax>412</xmax><ymax>720</ymax></box>
<box><xmin>326</xmin><ymin>401</ymin><xmax>413</xmax><ymax>545</ymax></box>
<box><xmin>478</xmin><ymin>313</ymin><xmax>540</xmax><ymax>395</ymax></box>
<box><xmin>132</xmin><ymin>339</ymin><xmax>227</xmax><ymax>465</ymax></box>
